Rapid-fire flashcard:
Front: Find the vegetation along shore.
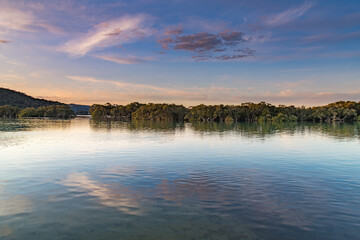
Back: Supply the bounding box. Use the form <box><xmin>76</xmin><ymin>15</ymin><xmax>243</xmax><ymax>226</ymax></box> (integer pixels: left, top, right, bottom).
<box><xmin>1</xmin><ymin>87</ymin><xmax>360</xmax><ymax>122</ymax></box>
<box><xmin>89</xmin><ymin>101</ymin><xmax>360</xmax><ymax>123</ymax></box>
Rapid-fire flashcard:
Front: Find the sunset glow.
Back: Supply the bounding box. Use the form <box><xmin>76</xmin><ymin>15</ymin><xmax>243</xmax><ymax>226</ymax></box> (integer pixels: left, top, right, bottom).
<box><xmin>1</xmin><ymin>0</ymin><xmax>359</xmax><ymax>106</ymax></box>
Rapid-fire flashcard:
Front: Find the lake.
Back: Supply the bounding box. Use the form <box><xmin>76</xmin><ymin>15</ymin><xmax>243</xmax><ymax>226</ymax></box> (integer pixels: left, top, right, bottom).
<box><xmin>0</xmin><ymin>117</ymin><xmax>360</xmax><ymax>240</ymax></box>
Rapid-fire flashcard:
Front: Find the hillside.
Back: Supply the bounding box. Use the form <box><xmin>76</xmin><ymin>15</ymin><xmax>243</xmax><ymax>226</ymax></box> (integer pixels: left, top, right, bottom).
<box><xmin>69</xmin><ymin>104</ymin><xmax>90</xmax><ymax>115</ymax></box>
<box><xmin>0</xmin><ymin>87</ymin><xmax>65</xmax><ymax>108</ymax></box>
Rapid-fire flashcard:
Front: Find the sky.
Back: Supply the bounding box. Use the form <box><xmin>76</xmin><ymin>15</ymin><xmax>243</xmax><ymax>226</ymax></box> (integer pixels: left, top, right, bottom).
<box><xmin>0</xmin><ymin>0</ymin><xmax>360</xmax><ymax>106</ymax></box>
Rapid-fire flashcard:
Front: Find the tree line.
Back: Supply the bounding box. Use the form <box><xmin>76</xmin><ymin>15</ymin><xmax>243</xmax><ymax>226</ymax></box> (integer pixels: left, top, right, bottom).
<box><xmin>90</xmin><ymin>101</ymin><xmax>360</xmax><ymax>122</ymax></box>
<box><xmin>90</xmin><ymin>102</ymin><xmax>188</xmax><ymax>121</ymax></box>
<box><xmin>0</xmin><ymin>105</ymin><xmax>75</xmax><ymax>119</ymax></box>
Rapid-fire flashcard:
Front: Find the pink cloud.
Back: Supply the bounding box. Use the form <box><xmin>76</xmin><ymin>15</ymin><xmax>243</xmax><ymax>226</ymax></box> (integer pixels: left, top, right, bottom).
<box><xmin>59</xmin><ymin>14</ymin><xmax>155</xmax><ymax>57</ymax></box>
<box><xmin>93</xmin><ymin>55</ymin><xmax>154</xmax><ymax>64</ymax></box>
<box><xmin>0</xmin><ymin>3</ymin><xmax>63</xmax><ymax>35</ymax></box>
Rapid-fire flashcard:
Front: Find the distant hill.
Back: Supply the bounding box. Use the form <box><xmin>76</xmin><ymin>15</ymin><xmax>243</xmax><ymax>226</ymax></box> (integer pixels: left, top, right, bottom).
<box><xmin>69</xmin><ymin>104</ymin><xmax>90</xmax><ymax>115</ymax></box>
<box><xmin>0</xmin><ymin>87</ymin><xmax>65</xmax><ymax>108</ymax></box>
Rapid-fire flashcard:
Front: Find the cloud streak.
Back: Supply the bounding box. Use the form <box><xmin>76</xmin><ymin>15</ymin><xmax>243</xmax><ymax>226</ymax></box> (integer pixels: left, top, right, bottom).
<box><xmin>66</xmin><ymin>75</ymin><xmax>237</xmax><ymax>103</ymax></box>
<box><xmin>67</xmin><ymin>75</ymin><xmax>190</xmax><ymax>94</ymax></box>
<box><xmin>93</xmin><ymin>54</ymin><xmax>153</xmax><ymax>64</ymax></box>
<box><xmin>265</xmin><ymin>2</ymin><xmax>314</xmax><ymax>27</ymax></box>
<box><xmin>59</xmin><ymin>14</ymin><xmax>154</xmax><ymax>57</ymax></box>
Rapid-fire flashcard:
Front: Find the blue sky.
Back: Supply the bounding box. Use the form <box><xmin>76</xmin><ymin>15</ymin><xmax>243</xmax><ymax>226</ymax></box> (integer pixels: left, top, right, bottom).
<box><xmin>0</xmin><ymin>0</ymin><xmax>360</xmax><ymax>106</ymax></box>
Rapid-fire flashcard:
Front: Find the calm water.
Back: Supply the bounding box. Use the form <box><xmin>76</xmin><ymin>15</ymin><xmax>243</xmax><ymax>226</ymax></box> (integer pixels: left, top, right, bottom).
<box><xmin>0</xmin><ymin>118</ymin><xmax>360</xmax><ymax>240</ymax></box>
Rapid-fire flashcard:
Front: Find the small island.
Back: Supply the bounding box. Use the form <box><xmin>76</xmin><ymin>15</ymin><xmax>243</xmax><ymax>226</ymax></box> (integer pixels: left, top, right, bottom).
<box><xmin>89</xmin><ymin>101</ymin><xmax>360</xmax><ymax>123</ymax></box>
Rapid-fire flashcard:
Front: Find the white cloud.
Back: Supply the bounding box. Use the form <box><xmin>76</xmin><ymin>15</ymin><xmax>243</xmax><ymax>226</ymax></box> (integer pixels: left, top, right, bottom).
<box><xmin>265</xmin><ymin>2</ymin><xmax>314</xmax><ymax>27</ymax></box>
<box><xmin>59</xmin><ymin>14</ymin><xmax>154</xmax><ymax>57</ymax></box>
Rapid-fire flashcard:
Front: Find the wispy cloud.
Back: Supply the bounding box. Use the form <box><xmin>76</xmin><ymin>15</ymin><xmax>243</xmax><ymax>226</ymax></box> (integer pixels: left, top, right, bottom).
<box><xmin>66</xmin><ymin>75</ymin><xmax>238</xmax><ymax>103</ymax></box>
<box><xmin>67</xmin><ymin>75</ymin><xmax>182</xmax><ymax>93</ymax></box>
<box><xmin>265</xmin><ymin>2</ymin><xmax>314</xmax><ymax>27</ymax></box>
<box><xmin>0</xmin><ymin>74</ymin><xmax>25</xmax><ymax>81</ymax></box>
<box><xmin>59</xmin><ymin>14</ymin><xmax>154</xmax><ymax>57</ymax></box>
<box><xmin>0</xmin><ymin>3</ymin><xmax>63</xmax><ymax>35</ymax></box>
<box><xmin>0</xmin><ymin>40</ymin><xmax>10</xmax><ymax>43</ymax></box>
<box><xmin>93</xmin><ymin>54</ymin><xmax>154</xmax><ymax>64</ymax></box>
<box><xmin>0</xmin><ymin>5</ymin><xmax>35</xmax><ymax>33</ymax></box>
<box><xmin>303</xmin><ymin>31</ymin><xmax>360</xmax><ymax>43</ymax></box>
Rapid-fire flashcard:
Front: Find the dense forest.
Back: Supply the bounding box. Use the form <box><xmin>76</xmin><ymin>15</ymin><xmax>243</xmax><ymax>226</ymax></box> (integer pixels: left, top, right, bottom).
<box><xmin>90</xmin><ymin>101</ymin><xmax>360</xmax><ymax>123</ymax></box>
<box><xmin>90</xmin><ymin>103</ymin><xmax>188</xmax><ymax>121</ymax></box>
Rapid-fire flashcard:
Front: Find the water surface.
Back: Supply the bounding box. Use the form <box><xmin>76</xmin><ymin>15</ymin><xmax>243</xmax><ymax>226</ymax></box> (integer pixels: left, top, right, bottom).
<box><xmin>1</xmin><ymin>118</ymin><xmax>360</xmax><ymax>239</ymax></box>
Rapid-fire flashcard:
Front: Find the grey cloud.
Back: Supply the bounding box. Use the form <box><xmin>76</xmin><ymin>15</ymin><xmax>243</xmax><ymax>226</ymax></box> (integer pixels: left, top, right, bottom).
<box><xmin>214</xmin><ymin>54</ymin><xmax>254</xmax><ymax>61</ymax></box>
<box><xmin>235</xmin><ymin>48</ymin><xmax>256</xmax><ymax>55</ymax></box>
<box><xmin>173</xmin><ymin>32</ymin><xmax>223</xmax><ymax>52</ymax></box>
<box><xmin>104</xmin><ymin>27</ymin><xmax>123</xmax><ymax>36</ymax></box>
<box><xmin>219</xmin><ymin>31</ymin><xmax>246</xmax><ymax>45</ymax></box>
<box><xmin>158</xmin><ymin>30</ymin><xmax>253</xmax><ymax>61</ymax></box>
